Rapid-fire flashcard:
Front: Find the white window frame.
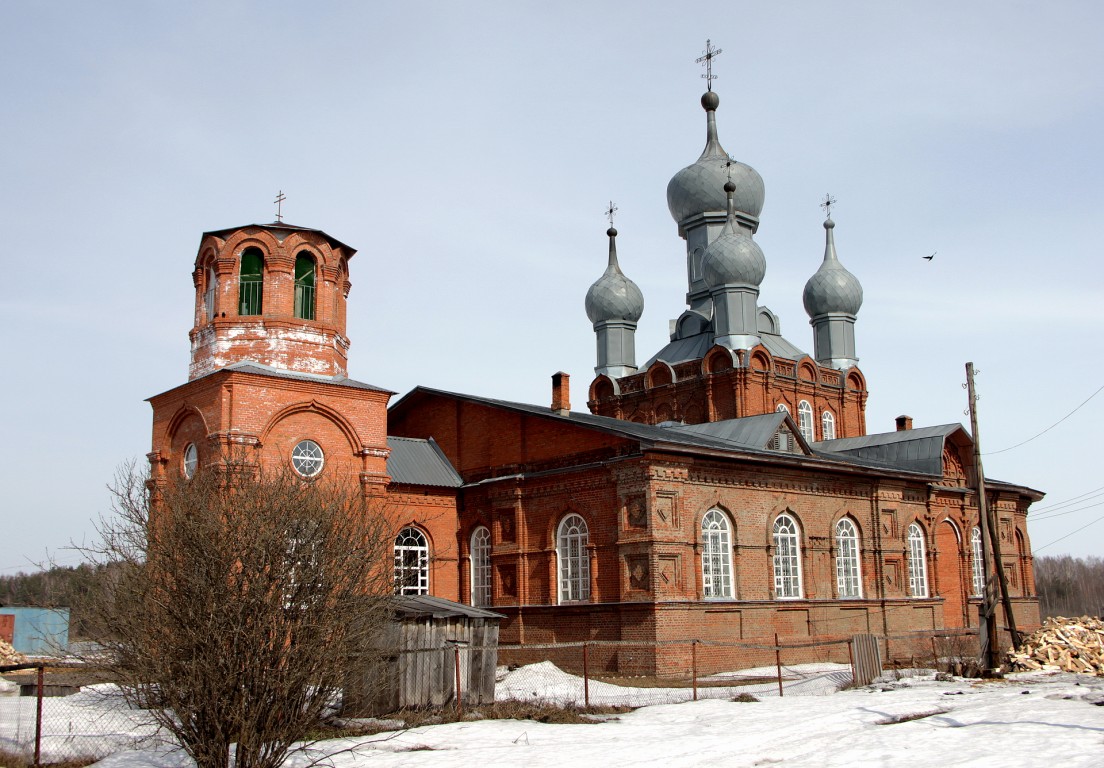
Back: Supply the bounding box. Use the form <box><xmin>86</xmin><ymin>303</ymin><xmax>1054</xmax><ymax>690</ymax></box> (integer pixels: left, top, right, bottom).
<box><xmin>797</xmin><ymin>400</ymin><xmax>815</xmax><ymax>442</ymax></box>
<box><xmin>835</xmin><ymin>518</ymin><xmax>862</xmax><ymax>598</ymax></box>
<box><xmin>701</xmin><ymin>509</ymin><xmax>734</xmax><ymax>599</ymax></box>
<box><xmin>291</xmin><ymin>439</ymin><xmax>324</xmax><ymax>478</ymax></box>
<box><xmin>470</xmin><ymin>526</ymin><xmax>492</xmax><ymax>607</ymax></box>
<box><xmin>821</xmin><ymin>410</ymin><xmax>836</xmax><ymax>441</ymax></box>
<box><xmin>394</xmin><ymin>527</ymin><xmax>429</xmax><ymax>595</ymax></box>
<box><xmin>557</xmin><ymin>514</ymin><xmax>590</xmax><ymax>603</ymax></box>
<box><xmin>774</xmin><ymin>404</ymin><xmax>791</xmax><ymax>451</ymax></box>
<box><xmin>907</xmin><ymin>523</ymin><xmax>929</xmax><ymax>598</ymax></box>
<box><xmin>773</xmin><ymin>514</ymin><xmax>803</xmax><ymax>599</ymax></box>
<box><xmin>182</xmin><ymin>443</ymin><xmax>198</xmax><ymax>479</ymax></box>
<box><xmin>970</xmin><ymin>527</ymin><xmax>985</xmax><ymax>597</ymax></box>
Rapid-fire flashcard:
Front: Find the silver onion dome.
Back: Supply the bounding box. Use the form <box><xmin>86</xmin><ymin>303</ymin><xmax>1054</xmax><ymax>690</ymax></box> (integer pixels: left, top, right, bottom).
<box><xmin>585</xmin><ymin>227</ymin><xmax>644</xmax><ymax>324</ymax></box>
<box><xmin>701</xmin><ymin>182</ymin><xmax>767</xmax><ymax>288</ymax></box>
<box><xmin>803</xmin><ymin>218</ymin><xmax>863</xmax><ymax>317</ymax></box>
<box><xmin>666</xmin><ymin>92</ymin><xmax>765</xmax><ymax>225</ymax></box>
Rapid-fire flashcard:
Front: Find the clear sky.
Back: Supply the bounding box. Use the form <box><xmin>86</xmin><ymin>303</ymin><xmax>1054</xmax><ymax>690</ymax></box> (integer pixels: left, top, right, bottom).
<box><xmin>1</xmin><ymin>1</ymin><xmax>1101</xmax><ymax>573</ymax></box>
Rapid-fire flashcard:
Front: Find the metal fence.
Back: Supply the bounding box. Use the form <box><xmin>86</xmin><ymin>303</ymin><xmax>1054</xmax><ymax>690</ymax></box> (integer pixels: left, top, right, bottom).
<box><xmin>0</xmin><ymin>627</ymin><xmax>978</xmax><ymax>765</ymax></box>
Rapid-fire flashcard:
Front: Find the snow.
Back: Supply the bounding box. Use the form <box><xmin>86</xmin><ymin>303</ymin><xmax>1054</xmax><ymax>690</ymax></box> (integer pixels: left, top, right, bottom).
<box><xmin>3</xmin><ymin>665</ymin><xmax>1102</xmax><ymax>767</ymax></box>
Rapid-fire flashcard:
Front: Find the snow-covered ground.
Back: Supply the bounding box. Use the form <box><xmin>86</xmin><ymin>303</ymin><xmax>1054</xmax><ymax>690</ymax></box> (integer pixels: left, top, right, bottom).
<box><xmin>3</xmin><ymin>665</ymin><xmax>1102</xmax><ymax>767</ymax></box>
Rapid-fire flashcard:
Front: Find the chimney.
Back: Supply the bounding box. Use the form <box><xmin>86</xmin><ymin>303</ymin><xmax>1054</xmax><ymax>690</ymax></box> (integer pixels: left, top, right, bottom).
<box><xmin>895</xmin><ymin>414</ymin><xmax>913</xmax><ymax>431</ymax></box>
<box><xmin>551</xmin><ymin>372</ymin><xmax>571</xmax><ymax>416</ymax></box>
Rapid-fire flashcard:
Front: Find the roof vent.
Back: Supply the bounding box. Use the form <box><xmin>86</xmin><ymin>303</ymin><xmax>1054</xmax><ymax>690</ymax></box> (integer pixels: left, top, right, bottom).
<box><xmin>551</xmin><ymin>372</ymin><xmax>571</xmax><ymax>416</ymax></box>
<box><xmin>896</xmin><ymin>415</ymin><xmax>913</xmax><ymax>431</ymax></box>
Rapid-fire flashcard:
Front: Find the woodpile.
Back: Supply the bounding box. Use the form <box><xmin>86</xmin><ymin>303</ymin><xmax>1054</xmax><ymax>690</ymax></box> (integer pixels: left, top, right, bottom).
<box><xmin>1009</xmin><ymin>616</ymin><xmax>1104</xmax><ymax>675</ymax></box>
<box><xmin>0</xmin><ymin>638</ymin><xmax>26</xmax><ymax>666</ymax></box>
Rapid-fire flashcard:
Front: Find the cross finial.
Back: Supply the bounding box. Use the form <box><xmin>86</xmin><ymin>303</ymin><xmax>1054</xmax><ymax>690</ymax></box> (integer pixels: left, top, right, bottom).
<box><xmin>696</xmin><ymin>39</ymin><xmax>722</xmax><ymax>91</ymax></box>
<box><xmin>721</xmin><ymin>154</ymin><xmax>740</xmax><ymax>178</ymax></box>
<box><xmin>274</xmin><ymin>190</ymin><xmax>286</xmax><ymax>223</ymax></box>
<box><xmin>605</xmin><ymin>200</ymin><xmax>618</xmax><ymax>227</ymax></box>
<box><xmin>820</xmin><ymin>193</ymin><xmax>837</xmax><ymax>219</ymax></box>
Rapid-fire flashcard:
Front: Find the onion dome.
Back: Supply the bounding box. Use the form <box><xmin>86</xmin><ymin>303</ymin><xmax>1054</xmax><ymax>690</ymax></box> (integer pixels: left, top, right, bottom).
<box><xmin>701</xmin><ymin>181</ymin><xmax>767</xmax><ymax>288</ymax></box>
<box><xmin>585</xmin><ymin>227</ymin><xmax>644</xmax><ymax>324</ymax></box>
<box><xmin>803</xmin><ymin>218</ymin><xmax>863</xmax><ymax>317</ymax></box>
<box><xmin>666</xmin><ymin>91</ymin><xmax>765</xmax><ymax>225</ymax></box>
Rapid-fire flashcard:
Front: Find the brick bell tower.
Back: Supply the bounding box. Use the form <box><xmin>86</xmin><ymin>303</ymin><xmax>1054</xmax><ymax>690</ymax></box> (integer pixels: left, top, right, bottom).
<box><xmin>147</xmin><ymin>221</ymin><xmax>392</xmax><ymax>495</ymax></box>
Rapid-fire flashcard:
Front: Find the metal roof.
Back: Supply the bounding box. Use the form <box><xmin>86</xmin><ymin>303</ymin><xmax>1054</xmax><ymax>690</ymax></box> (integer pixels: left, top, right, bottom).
<box><xmin>214</xmin><ymin>361</ymin><xmax>392</xmax><ymax>393</ymax></box>
<box><xmin>201</xmin><ymin>221</ymin><xmax>356</xmax><ymax>255</ymax></box>
<box><xmin>392</xmin><ymin>595</ymin><xmax>504</xmax><ymax>620</ymax></box>
<box><xmin>642</xmin><ymin>329</ymin><xmax>808</xmax><ymax>369</ymax></box>
<box><xmin>817</xmin><ymin>424</ymin><xmax>966</xmax><ymax>476</ymax></box>
<box><xmin>666</xmin><ymin>412</ymin><xmax>787</xmax><ymax>448</ymax></box>
<box><xmin>386</xmin><ymin>436</ymin><xmax>462</xmax><ymax>488</ymax></box>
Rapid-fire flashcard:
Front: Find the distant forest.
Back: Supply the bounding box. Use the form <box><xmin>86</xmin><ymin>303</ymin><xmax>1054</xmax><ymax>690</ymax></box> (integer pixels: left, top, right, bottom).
<box><xmin>1</xmin><ymin>556</ymin><xmax>1100</xmax><ymax>637</ymax></box>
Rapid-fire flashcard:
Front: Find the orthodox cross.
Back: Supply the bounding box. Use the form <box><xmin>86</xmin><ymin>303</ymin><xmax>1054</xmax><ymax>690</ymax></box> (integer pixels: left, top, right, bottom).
<box><xmin>274</xmin><ymin>190</ymin><xmax>286</xmax><ymax>223</ymax></box>
<box><xmin>722</xmin><ymin>154</ymin><xmax>739</xmax><ymax>178</ymax></box>
<box><xmin>820</xmin><ymin>193</ymin><xmax>837</xmax><ymax>219</ymax></box>
<box><xmin>696</xmin><ymin>39</ymin><xmax>722</xmax><ymax>90</ymax></box>
<box><xmin>605</xmin><ymin>200</ymin><xmax>618</xmax><ymax>227</ymax></box>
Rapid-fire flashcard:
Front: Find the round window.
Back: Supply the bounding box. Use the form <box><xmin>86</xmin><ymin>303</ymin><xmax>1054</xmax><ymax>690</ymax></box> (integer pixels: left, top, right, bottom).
<box><xmin>183</xmin><ymin>443</ymin><xmax>198</xmax><ymax>479</ymax></box>
<box><xmin>291</xmin><ymin>440</ymin><xmax>324</xmax><ymax>477</ymax></box>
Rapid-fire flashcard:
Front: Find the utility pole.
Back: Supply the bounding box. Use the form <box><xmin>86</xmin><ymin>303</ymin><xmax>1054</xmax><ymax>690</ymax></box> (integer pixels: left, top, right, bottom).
<box><xmin>967</xmin><ymin>361</ymin><xmax>1024</xmax><ymax>675</ymax></box>
<box><xmin>965</xmin><ymin>362</ymin><xmax>1001</xmax><ymax>673</ymax></box>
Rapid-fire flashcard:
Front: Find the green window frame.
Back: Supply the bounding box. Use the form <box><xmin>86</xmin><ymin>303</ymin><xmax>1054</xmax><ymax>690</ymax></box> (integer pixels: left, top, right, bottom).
<box><xmin>238</xmin><ymin>248</ymin><xmax>264</xmax><ymax>316</ymax></box>
<box><xmin>294</xmin><ymin>252</ymin><xmax>316</xmax><ymax>321</ymax></box>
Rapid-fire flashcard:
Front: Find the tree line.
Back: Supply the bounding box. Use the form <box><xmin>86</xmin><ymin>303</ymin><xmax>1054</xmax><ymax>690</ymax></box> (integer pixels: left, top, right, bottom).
<box><xmin>0</xmin><ymin>561</ymin><xmax>119</xmax><ymax>638</ymax></box>
<box><xmin>1034</xmin><ymin>554</ymin><xmax>1104</xmax><ymax>619</ymax></box>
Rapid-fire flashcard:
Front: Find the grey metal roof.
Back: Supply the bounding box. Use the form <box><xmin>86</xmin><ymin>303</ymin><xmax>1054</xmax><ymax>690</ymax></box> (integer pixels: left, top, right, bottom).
<box><xmin>666</xmin><ymin>412</ymin><xmax>787</xmax><ymax>449</ymax></box>
<box><xmin>202</xmin><ymin>222</ymin><xmax>356</xmax><ymax>255</ymax></box>
<box><xmin>386</xmin><ymin>436</ymin><xmax>462</xmax><ymax>488</ymax></box>
<box><xmin>641</xmin><ymin>328</ymin><xmax>807</xmax><ymax>370</ymax></box>
<box><xmin>817</xmin><ymin>424</ymin><xmax>966</xmax><ymax>476</ymax></box>
<box><xmin>392</xmin><ymin>595</ymin><xmax>504</xmax><ymax>620</ymax></box>
<box><xmin>759</xmin><ymin>332</ymin><xmax>808</xmax><ymax>361</ymax></box>
<box><xmin>216</xmin><ymin>361</ymin><xmax>392</xmax><ymax>393</ymax></box>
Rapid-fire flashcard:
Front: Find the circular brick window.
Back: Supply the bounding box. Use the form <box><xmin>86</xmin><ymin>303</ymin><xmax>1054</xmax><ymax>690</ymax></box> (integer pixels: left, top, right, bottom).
<box><xmin>183</xmin><ymin>443</ymin><xmax>198</xmax><ymax>479</ymax></box>
<box><xmin>291</xmin><ymin>440</ymin><xmax>324</xmax><ymax>478</ymax></box>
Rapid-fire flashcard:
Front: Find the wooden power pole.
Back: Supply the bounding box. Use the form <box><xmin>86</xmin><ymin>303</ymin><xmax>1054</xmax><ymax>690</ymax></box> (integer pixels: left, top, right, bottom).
<box><xmin>965</xmin><ymin>362</ymin><xmax>1020</xmax><ymax>674</ymax></box>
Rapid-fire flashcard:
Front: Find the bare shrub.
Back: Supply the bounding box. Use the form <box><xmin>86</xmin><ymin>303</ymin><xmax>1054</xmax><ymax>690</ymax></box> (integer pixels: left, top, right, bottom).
<box><xmin>79</xmin><ymin>459</ymin><xmax>395</xmax><ymax>768</ymax></box>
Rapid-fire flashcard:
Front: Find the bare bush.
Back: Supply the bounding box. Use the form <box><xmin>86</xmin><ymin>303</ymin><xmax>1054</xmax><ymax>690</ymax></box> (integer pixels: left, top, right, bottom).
<box><xmin>79</xmin><ymin>459</ymin><xmax>396</xmax><ymax>768</ymax></box>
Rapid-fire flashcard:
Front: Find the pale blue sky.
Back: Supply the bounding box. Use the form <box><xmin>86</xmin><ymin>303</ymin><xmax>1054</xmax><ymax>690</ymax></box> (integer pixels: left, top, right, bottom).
<box><xmin>1</xmin><ymin>1</ymin><xmax>1101</xmax><ymax>572</ymax></box>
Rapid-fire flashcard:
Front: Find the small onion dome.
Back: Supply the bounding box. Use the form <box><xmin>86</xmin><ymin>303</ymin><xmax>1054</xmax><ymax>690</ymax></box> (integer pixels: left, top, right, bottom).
<box><xmin>803</xmin><ymin>218</ymin><xmax>863</xmax><ymax>317</ymax></box>
<box><xmin>585</xmin><ymin>227</ymin><xmax>644</xmax><ymax>324</ymax></box>
<box><xmin>666</xmin><ymin>91</ymin><xmax>765</xmax><ymax>225</ymax></box>
<box><xmin>701</xmin><ymin>182</ymin><xmax>767</xmax><ymax>289</ymax></box>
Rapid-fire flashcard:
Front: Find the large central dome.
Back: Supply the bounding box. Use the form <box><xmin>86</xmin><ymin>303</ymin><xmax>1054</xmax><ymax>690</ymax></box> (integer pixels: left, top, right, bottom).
<box><xmin>666</xmin><ymin>91</ymin><xmax>765</xmax><ymax>227</ymax></box>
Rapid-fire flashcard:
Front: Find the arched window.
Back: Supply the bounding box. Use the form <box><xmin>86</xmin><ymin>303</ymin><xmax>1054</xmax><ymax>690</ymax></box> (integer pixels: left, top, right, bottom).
<box><xmin>773</xmin><ymin>514</ymin><xmax>803</xmax><ymax>598</ymax></box>
<box><xmin>182</xmin><ymin>443</ymin><xmax>198</xmax><ymax>479</ymax></box>
<box><xmin>557</xmin><ymin>514</ymin><xmax>590</xmax><ymax>603</ymax></box>
<box><xmin>204</xmin><ymin>267</ymin><xmax>217</xmax><ymax>322</ymax></box>
<box><xmin>835</xmin><ymin>518</ymin><xmax>861</xmax><ymax>598</ymax></box>
<box><xmin>774</xmin><ymin>404</ymin><xmax>791</xmax><ymax>451</ymax></box>
<box><xmin>238</xmin><ymin>247</ymin><xmax>264</xmax><ymax>316</ymax></box>
<box><xmin>776</xmin><ymin>403</ymin><xmax>790</xmax><ymax>414</ymax></box>
<box><xmin>701</xmin><ymin>509</ymin><xmax>734</xmax><ymax>598</ymax></box>
<box><xmin>470</xmin><ymin>526</ymin><xmax>491</xmax><ymax>607</ymax></box>
<box><xmin>797</xmin><ymin>400</ymin><xmax>814</xmax><ymax>442</ymax></box>
<box><xmin>970</xmin><ymin>527</ymin><xmax>985</xmax><ymax>597</ymax></box>
<box><xmin>394</xmin><ymin>527</ymin><xmax>429</xmax><ymax>595</ymax></box>
<box><xmin>294</xmin><ymin>252</ymin><xmax>316</xmax><ymax>321</ymax></box>
<box><xmin>907</xmin><ymin>523</ymin><xmax>929</xmax><ymax>598</ymax></box>
<box><xmin>291</xmin><ymin>440</ymin><xmax>324</xmax><ymax>478</ymax></box>
<box><xmin>822</xmin><ymin>410</ymin><xmax>836</xmax><ymax>441</ymax></box>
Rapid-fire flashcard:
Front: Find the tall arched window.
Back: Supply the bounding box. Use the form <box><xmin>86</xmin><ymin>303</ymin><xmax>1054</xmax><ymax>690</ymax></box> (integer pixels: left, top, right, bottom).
<box><xmin>701</xmin><ymin>509</ymin><xmax>734</xmax><ymax>598</ymax></box>
<box><xmin>204</xmin><ymin>266</ymin><xmax>218</xmax><ymax>322</ymax></box>
<box><xmin>835</xmin><ymin>518</ymin><xmax>862</xmax><ymax>598</ymax></box>
<box><xmin>907</xmin><ymin>523</ymin><xmax>929</xmax><ymax>598</ymax></box>
<box><xmin>773</xmin><ymin>514</ymin><xmax>803</xmax><ymax>598</ymax></box>
<box><xmin>970</xmin><ymin>527</ymin><xmax>985</xmax><ymax>597</ymax></box>
<box><xmin>797</xmin><ymin>400</ymin><xmax>814</xmax><ymax>442</ymax></box>
<box><xmin>774</xmin><ymin>404</ymin><xmax>791</xmax><ymax>451</ymax></box>
<box><xmin>238</xmin><ymin>247</ymin><xmax>264</xmax><ymax>316</ymax></box>
<box><xmin>821</xmin><ymin>410</ymin><xmax>836</xmax><ymax>441</ymax></box>
<box><xmin>394</xmin><ymin>527</ymin><xmax>429</xmax><ymax>595</ymax></box>
<box><xmin>470</xmin><ymin>526</ymin><xmax>491</xmax><ymax>607</ymax></box>
<box><xmin>294</xmin><ymin>252</ymin><xmax>316</xmax><ymax>321</ymax></box>
<box><xmin>557</xmin><ymin>514</ymin><xmax>590</xmax><ymax>603</ymax></box>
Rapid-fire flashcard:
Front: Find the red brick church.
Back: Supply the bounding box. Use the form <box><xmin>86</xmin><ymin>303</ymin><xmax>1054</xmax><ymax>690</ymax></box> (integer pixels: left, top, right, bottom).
<box><xmin>146</xmin><ymin>78</ymin><xmax>1041</xmax><ymax>675</ymax></box>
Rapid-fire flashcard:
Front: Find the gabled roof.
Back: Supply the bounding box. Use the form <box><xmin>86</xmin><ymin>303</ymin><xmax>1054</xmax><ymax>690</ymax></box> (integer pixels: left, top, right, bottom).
<box><xmin>664</xmin><ymin>412</ymin><xmax>790</xmax><ymax>449</ymax></box>
<box><xmin>386</xmin><ymin>436</ymin><xmax>462</xmax><ymax>488</ymax></box>
<box><xmin>216</xmin><ymin>361</ymin><xmax>392</xmax><ymax>393</ymax></box>
<box><xmin>201</xmin><ymin>222</ymin><xmax>356</xmax><ymax>255</ymax></box>
<box><xmin>816</xmin><ymin>424</ymin><xmax>968</xmax><ymax>476</ymax></box>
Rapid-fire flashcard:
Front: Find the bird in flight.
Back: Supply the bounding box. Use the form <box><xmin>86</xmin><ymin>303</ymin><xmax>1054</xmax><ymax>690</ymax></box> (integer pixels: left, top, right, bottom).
<box><xmin>923</xmin><ymin>251</ymin><xmax>936</xmax><ymax>261</ymax></box>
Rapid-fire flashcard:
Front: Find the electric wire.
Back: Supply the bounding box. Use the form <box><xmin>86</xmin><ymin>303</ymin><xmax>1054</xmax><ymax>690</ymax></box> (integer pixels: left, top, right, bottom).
<box><xmin>1032</xmin><ymin>512</ymin><xmax>1104</xmax><ymax>553</ymax></box>
<box><xmin>1029</xmin><ymin>498</ymin><xmax>1104</xmax><ymax>523</ymax></box>
<box><xmin>1028</xmin><ymin>485</ymin><xmax>1104</xmax><ymax>514</ymax></box>
<box><xmin>983</xmin><ymin>382</ymin><xmax>1104</xmax><ymax>455</ymax></box>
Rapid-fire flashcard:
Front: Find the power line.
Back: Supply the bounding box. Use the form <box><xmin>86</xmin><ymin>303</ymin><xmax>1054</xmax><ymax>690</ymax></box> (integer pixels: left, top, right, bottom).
<box><xmin>1029</xmin><ymin>484</ymin><xmax>1104</xmax><ymax>514</ymax></box>
<box><xmin>1029</xmin><ymin>497</ymin><xmax>1104</xmax><ymax>523</ymax></box>
<box><xmin>1032</xmin><ymin>512</ymin><xmax>1104</xmax><ymax>553</ymax></box>
<box><xmin>984</xmin><ymin>382</ymin><xmax>1104</xmax><ymax>455</ymax></box>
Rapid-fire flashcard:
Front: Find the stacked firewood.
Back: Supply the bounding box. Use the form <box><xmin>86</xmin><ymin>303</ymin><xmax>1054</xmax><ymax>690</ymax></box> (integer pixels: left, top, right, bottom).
<box><xmin>1008</xmin><ymin>616</ymin><xmax>1104</xmax><ymax>675</ymax></box>
<box><xmin>0</xmin><ymin>639</ymin><xmax>26</xmax><ymax>666</ymax></box>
